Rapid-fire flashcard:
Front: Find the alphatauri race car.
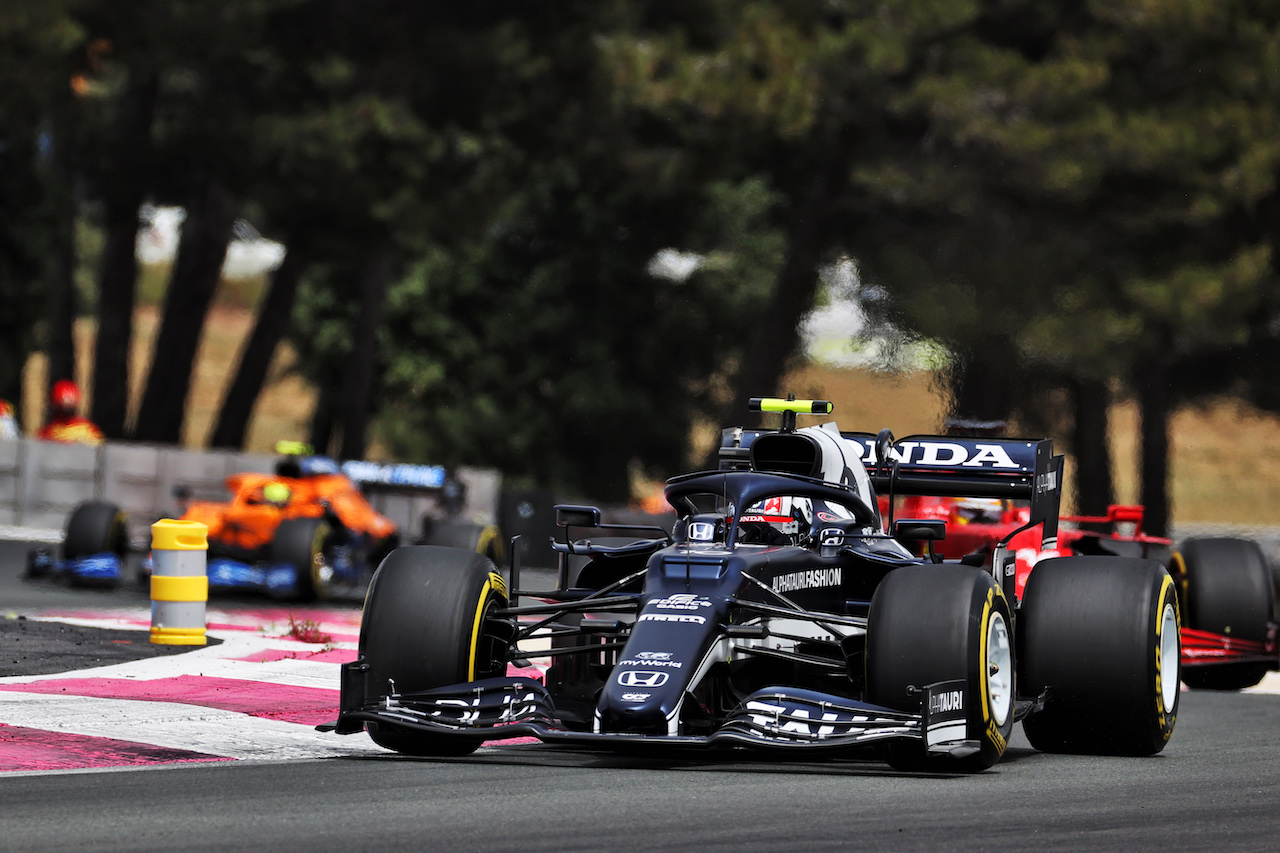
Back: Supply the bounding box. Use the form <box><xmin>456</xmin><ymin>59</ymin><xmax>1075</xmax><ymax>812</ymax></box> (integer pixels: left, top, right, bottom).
<box><xmin>321</xmin><ymin>398</ymin><xmax>1180</xmax><ymax>771</ymax></box>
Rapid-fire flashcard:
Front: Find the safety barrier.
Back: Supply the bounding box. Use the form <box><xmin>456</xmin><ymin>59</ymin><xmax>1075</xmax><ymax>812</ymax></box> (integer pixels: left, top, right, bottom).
<box><xmin>0</xmin><ymin>437</ymin><xmax>501</xmax><ymax>545</ymax></box>
<box><xmin>149</xmin><ymin>519</ymin><xmax>209</xmax><ymax>646</ymax></box>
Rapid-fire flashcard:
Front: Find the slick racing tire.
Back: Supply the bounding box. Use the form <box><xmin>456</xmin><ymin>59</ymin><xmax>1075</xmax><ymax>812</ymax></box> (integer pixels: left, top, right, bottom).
<box><xmin>272</xmin><ymin>517</ymin><xmax>333</xmax><ymax>600</ymax></box>
<box><xmin>866</xmin><ymin>564</ymin><xmax>1014</xmax><ymax>772</ymax></box>
<box><xmin>360</xmin><ymin>546</ymin><xmax>512</xmax><ymax>757</ymax></box>
<box><xmin>1176</xmin><ymin>538</ymin><xmax>1275</xmax><ymax>691</ymax></box>
<box><xmin>1020</xmin><ymin>556</ymin><xmax>1179</xmax><ymax>756</ymax></box>
<box><xmin>63</xmin><ymin>501</ymin><xmax>129</xmax><ymax>561</ymax></box>
<box><xmin>419</xmin><ymin>519</ymin><xmax>505</xmax><ymax>566</ymax></box>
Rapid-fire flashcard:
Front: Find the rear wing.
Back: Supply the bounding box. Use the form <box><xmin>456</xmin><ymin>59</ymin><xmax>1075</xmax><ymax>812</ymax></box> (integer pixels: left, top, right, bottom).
<box><xmin>340</xmin><ymin>460</ymin><xmax>448</xmax><ymax>492</ymax></box>
<box><xmin>719</xmin><ymin>427</ymin><xmax>1062</xmax><ymax>543</ymax></box>
<box><xmin>842</xmin><ymin>431</ymin><xmax>1064</xmax><ymax>545</ymax></box>
<box><xmin>275</xmin><ymin>440</ymin><xmax>450</xmax><ymax>495</ymax></box>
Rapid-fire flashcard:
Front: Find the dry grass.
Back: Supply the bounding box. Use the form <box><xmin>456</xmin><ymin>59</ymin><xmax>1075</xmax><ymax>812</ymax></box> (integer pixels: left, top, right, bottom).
<box><xmin>22</xmin><ymin>313</ymin><xmax>1280</xmax><ymax>525</ymax></box>
<box><xmin>1112</xmin><ymin>397</ymin><xmax>1280</xmax><ymax>524</ymax></box>
<box><xmin>22</xmin><ymin>306</ymin><xmax>315</xmax><ymax>453</ymax></box>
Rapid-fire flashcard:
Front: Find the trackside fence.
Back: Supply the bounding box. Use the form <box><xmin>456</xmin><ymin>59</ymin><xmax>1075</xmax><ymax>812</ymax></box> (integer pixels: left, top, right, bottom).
<box><xmin>0</xmin><ymin>438</ymin><xmax>501</xmax><ymax>547</ymax></box>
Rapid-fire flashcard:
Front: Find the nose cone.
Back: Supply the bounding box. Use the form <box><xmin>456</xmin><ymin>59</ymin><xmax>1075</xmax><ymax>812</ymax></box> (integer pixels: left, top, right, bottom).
<box><xmin>597</xmin><ymin>668</ymin><xmax>681</xmax><ymax>735</ymax></box>
<box><xmin>595</xmin><ymin>591</ymin><xmax>730</xmax><ymax>736</ymax></box>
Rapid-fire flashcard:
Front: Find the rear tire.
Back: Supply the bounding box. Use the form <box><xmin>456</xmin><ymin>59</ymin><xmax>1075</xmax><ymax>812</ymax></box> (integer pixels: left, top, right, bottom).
<box><xmin>1176</xmin><ymin>537</ymin><xmax>1275</xmax><ymax>691</ymax></box>
<box><xmin>1020</xmin><ymin>557</ymin><xmax>1179</xmax><ymax>755</ymax></box>
<box><xmin>359</xmin><ymin>546</ymin><xmax>512</xmax><ymax>756</ymax></box>
<box><xmin>63</xmin><ymin>501</ymin><xmax>129</xmax><ymax>560</ymax></box>
<box><xmin>419</xmin><ymin>519</ymin><xmax>506</xmax><ymax>566</ymax></box>
<box><xmin>866</xmin><ymin>564</ymin><xmax>1014</xmax><ymax>772</ymax></box>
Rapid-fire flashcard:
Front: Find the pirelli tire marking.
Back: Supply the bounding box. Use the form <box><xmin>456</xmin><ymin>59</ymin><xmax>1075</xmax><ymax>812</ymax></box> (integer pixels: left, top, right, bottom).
<box><xmin>467</xmin><ymin>571</ymin><xmax>508</xmax><ymax>682</ymax></box>
<box><xmin>979</xmin><ymin>585</ymin><xmax>1013</xmax><ymax>757</ymax></box>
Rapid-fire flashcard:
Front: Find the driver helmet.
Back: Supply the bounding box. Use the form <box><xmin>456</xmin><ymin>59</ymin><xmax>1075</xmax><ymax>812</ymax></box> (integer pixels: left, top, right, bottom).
<box><xmin>51</xmin><ymin>379</ymin><xmax>80</xmax><ymax>416</ymax></box>
<box><xmin>741</xmin><ymin>495</ymin><xmax>809</xmax><ymax>538</ymax></box>
<box><xmin>262</xmin><ymin>482</ymin><xmax>292</xmax><ymax>507</ymax></box>
<box><xmin>952</xmin><ymin>497</ymin><xmax>1004</xmax><ymax>525</ymax></box>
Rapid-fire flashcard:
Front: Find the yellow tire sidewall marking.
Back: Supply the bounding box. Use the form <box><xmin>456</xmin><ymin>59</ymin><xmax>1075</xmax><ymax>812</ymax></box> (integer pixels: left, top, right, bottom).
<box><xmin>979</xmin><ymin>585</ymin><xmax>1010</xmax><ymax>755</ymax></box>
<box><xmin>467</xmin><ymin>571</ymin><xmax>508</xmax><ymax>681</ymax></box>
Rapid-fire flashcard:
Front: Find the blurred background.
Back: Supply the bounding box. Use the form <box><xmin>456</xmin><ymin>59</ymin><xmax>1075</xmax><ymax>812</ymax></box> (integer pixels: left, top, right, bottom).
<box><xmin>3</xmin><ymin>1</ymin><xmax>1279</xmax><ymax>536</ymax></box>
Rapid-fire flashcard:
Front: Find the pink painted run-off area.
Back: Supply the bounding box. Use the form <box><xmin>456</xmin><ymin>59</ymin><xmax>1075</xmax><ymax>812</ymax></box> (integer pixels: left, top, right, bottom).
<box><xmin>0</xmin><ymin>723</ymin><xmax>230</xmax><ymax>772</ymax></box>
<box><xmin>0</xmin><ymin>676</ymin><xmax>339</xmax><ymax>725</ymax></box>
<box><xmin>233</xmin><ymin>648</ymin><xmax>358</xmax><ymax>664</ymax></box>
<box><xmin>33</xmin><ymin>609</ymin><xmax>362</xmax><ymax>645</ymax></box>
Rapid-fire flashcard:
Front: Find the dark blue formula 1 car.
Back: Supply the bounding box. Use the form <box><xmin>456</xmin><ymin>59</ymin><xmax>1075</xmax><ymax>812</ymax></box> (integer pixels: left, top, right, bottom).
<box><xmin>321</xmin><ymin>398</ymin><xmax>1180</xmax><ymax>771</ymax></box>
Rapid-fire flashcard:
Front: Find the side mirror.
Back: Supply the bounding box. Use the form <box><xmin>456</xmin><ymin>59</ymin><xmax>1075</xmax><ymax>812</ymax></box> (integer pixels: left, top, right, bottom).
<box><xmin>893</xmin><ymin>518</ymin><xmax>946</xmax><ymax>564</ymax></box>
<box><xmin>555</xmin><ymin>505</ymin><xmax>602</xmax><ymax>528</ymax></box>
<box><xmin>893</xmin><ymin>519</ymin><xmax>946</xmax><ymax>542</ymax></box>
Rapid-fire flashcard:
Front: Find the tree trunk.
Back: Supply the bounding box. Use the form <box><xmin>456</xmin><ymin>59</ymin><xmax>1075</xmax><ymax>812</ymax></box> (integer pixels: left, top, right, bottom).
<box><xmin>308</xmin><ymin>381</ymin><xmax>336</xmax><ymax>457</ymax></box>
<box><xmin>209</xmin><ymin>243</ymin><xmax>307</xmax><ymax>449</ymax></box>
<box><xmin>1136</xmin><ymin>354</ymin><xmax>1171</xmax><ymax>537</ymax></box>
<box><xmin>944</xmin><ymin>344</ymin><xmax>1020</xmax><ymax>426</ymax></box>
<box><xmin>338</xmin><ymin>252</ymin><xmax>392</xmax><ymax>461</ymax></box>
<box><xmin>91</xmin><ymin>198</ymin><xmax>143</xmax><ymax>438</ymax></box>
<box><xmin>720</xmin><ymin>178</ymin><xmax>835</xmax><ymax>439</ymax></box>
<box><xmin>46</xmin><ymin>123</ymin><xmax>77</xmax><ymax>402</ymax></box>
<box><xmin>1070</xmin><ymin>375</ymin><xmax>1114</xmax><ymax>517</ymax></box>
<box><xmin>90</xmin><ymin>73</ymin><xmax>157</xmax><ymax>438</ymax></box>
<box><xmin>131</xmin><ymin>184</ymin><xmax>239</xmax><ymax>444</ymax></box>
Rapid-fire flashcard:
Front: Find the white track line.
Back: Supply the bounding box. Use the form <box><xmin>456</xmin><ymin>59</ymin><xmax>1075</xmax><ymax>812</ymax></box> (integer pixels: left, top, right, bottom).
<box><xmin>1243</xmin><ymin>671</ymin><xmax>1280</xmax><ymax>695</ymax></box>
<box><xmin>1</xmin><ymin>630</ymin><xmax>349</xmax><ymax>690</ymax></box>
<box><xmin>0</xmin><ymin>692</ymin><xmax>380</xmax><ymax>761</ymax></box>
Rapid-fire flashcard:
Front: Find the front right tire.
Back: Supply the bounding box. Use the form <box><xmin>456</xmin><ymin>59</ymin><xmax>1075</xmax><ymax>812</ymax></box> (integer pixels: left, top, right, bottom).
<box><xmin>63</xmin><ymin>500</ymin><xmax>129</xmax><ymax>561</ymax></box>
<box><xmin>358</xmin><ymin>546</ymin><xmax>512</xmax><ymax>756</ymax></box>
<box><xmin>271</xmin><ymin>516</ymin><xmax>332</xmax><ymax>600</ymax></box>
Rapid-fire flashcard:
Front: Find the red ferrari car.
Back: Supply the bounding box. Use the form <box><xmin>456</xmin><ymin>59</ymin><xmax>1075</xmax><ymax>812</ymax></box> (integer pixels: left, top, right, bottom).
<box><xmin>892</xmin><ymin>494</ymin><xmax>1278</xmax><ymax>690</ymax></box>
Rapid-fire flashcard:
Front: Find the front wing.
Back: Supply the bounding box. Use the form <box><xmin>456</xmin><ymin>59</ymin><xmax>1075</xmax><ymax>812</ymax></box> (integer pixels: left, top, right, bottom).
<box><xmin>319</xmin><ymin>671</ymin><xmax>980</xmax><ymax>757</ymax></box>
<box><xmin>25</xmin><ymin>549</ymin><xmax>123</xmax><ymax>586</ymax></box>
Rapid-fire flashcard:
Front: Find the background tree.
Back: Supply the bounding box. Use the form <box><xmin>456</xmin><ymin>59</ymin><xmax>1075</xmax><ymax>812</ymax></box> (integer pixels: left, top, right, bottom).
<box><xmin>0</xmin><ymin>2</ymin><xmax>83</xmax><ymax>422</ymax></box>
<box><xmin>6</xmin><ymin>0</ymin><xmax>1279</xmax><ymax>521</ymax></box>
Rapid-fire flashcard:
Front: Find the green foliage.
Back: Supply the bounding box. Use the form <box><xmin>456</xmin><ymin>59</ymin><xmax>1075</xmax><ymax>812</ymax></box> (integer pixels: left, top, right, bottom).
<box><xmin>0</xmin><ymin>0</ymin><xmax>84</xmax><ymax>404</ymax></box>
<box><xmin>6</xmin><ymin>0</ymin><xmax>1280</xmax><ymax>506</ymax></box>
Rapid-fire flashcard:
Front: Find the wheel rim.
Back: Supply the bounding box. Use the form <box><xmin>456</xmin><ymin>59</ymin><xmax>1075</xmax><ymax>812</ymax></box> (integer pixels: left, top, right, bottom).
<box><xmin>311</xmin><ymin>551</ymin><xmax>334</xmax><ymax>594</ymax></box>
<box><xmin>987</xmin><ymin>612</ymin><xmax>1012</xmax><ymax>727</ymax></box>
<box><xmin>1160</xmin><ymin>601</ymin><xmax>1179</xmax><ymax>712</ymax></box>
<box><xmin>308</xmin><ymin>523</ymin><xmax>333</xmax><ymax>597</ymax></box>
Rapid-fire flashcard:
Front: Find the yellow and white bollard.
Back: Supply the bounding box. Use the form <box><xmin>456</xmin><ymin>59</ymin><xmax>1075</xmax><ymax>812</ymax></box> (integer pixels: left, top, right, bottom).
<box><xmin>149</xmin><ymin>519</ymin><xmax>209</xmax><ymax>646</ymax></box>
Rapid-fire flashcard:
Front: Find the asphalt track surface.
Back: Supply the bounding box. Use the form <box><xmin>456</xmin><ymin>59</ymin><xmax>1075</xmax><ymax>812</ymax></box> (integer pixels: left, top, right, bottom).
<box><xmin>2</xmin><ymin>538</ymin><xmax>1280</xmax><ymax>852</ymax></box>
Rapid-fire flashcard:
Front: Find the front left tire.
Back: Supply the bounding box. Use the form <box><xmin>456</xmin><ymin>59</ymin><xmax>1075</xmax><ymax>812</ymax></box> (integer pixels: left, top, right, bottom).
<box><xmin>1020</xmin><ymin>556</ymin><xmax>1179</xmax><ymax>756</ymax></box>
